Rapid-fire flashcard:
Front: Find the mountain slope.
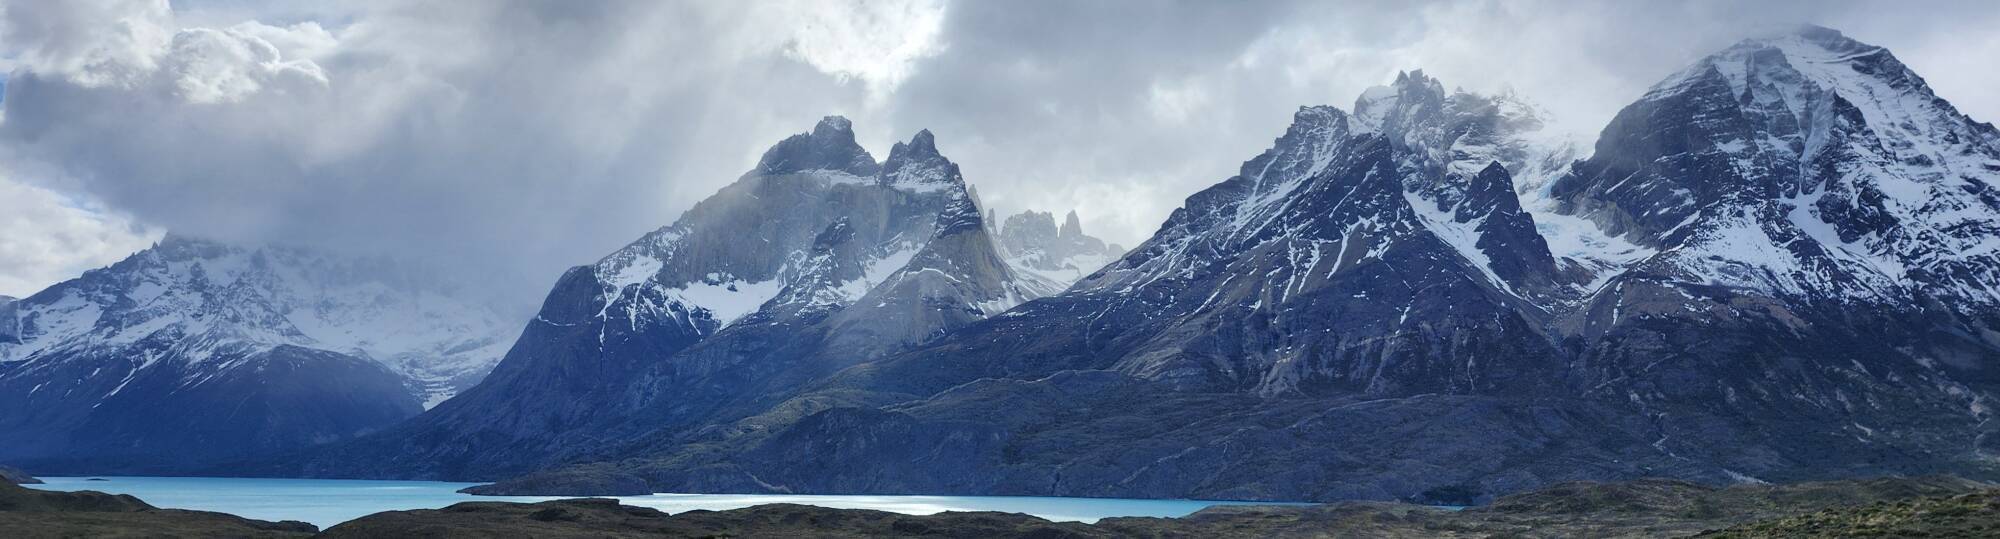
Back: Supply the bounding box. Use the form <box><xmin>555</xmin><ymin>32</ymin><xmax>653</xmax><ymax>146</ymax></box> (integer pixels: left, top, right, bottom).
<box><xmin>0</xmin><ymin>237</ymin><xmax>513</xmax><ymax>471</ymax></box>
<box><xmin>290</xmin><ymin>118</ymin><xmax>1046</xmax><ymax>481</ymax></box>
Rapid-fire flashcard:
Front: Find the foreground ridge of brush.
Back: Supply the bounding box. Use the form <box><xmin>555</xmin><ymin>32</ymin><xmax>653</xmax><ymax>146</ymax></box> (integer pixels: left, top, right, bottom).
<box><xmin>262</xmin><ymin>25</ymin><xmax>2000</xmax><ymax>502</ymax></box>
<box><xmin>6</xmin><ymin>474</ymin><xmax>1996</xmax><ymax>538</ymax></box>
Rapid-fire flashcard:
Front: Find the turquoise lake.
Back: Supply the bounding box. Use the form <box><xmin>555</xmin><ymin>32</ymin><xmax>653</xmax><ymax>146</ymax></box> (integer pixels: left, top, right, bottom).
<box><xmin>26</xmin><ymin>476</ymin><xmax>1310</xmax><ymax>528</ymax></box>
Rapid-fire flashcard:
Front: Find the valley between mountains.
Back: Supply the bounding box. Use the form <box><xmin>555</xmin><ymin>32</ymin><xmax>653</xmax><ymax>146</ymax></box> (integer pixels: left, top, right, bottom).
<box><xmin>4</xmin><ymin>25</ymin><xmax>1999</xmax><ymax>506</ymax></box>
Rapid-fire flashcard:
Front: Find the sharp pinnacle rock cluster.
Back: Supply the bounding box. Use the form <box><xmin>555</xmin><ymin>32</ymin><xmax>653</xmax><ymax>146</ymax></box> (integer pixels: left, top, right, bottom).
<box><xmin>4</xmin><ymin>26</ymin><xmax>1999</xmax><ymax>505</ymax></box>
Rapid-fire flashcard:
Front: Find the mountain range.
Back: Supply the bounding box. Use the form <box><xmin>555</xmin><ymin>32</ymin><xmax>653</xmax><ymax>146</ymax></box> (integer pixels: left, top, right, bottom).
<box><xmin>0</xmin><ymin>122</ymin><xmax>1126</xmax><ymax>475</ymax></box>
<box><xmin>5</xmin><ymin>25</ymin><xmax>1999</xmax><ymax>505</ymax></box>
<box><xmin>0</xmin><ymin>237</ymin><xmax>517</xmax><ymax>471</ymax></box>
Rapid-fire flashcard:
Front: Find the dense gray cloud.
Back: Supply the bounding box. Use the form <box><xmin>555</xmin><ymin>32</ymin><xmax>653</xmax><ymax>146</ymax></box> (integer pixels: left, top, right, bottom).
<box><xmin>0</xmin><ymin>171</ymin><xmax>158</xmax><ymax>297</ymax></box>
<box><xmin>0</xmin><ymin>0</ymin><xmax>918</xmax><ymax>303</ymax></box>
<box><xmin>1</xmin><ymin>0</ymin><xmax>1996</xmax><ymax>307</ymax></box>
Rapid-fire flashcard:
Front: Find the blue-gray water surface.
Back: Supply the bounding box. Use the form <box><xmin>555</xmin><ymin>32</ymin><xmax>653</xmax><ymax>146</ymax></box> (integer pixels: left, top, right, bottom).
<box><xmin>27</xmin><ymin>476</ymin><xmax>1310</xmax><ymax>528</ymax></box>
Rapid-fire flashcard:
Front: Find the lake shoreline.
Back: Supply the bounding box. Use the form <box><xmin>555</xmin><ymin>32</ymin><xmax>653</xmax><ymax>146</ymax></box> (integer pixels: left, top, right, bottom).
<box><xmin>21</xmin><ymin>475</ymin><xmax>1306</xmax><ymax>528</ymax></box>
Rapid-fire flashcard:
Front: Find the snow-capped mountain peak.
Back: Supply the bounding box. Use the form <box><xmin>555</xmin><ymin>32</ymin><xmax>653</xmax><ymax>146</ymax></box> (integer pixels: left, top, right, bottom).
<box><xmin>0</xmin><ymin>235</ymin><xmax>514</xmax><ymax>405</ymax></box>
<box><xmin>0</xmin><ymin>234</ymin><xmax>520</xmax><ymax>470</ymax></box>
<box><xmin>1554</xmin><ymin>25</ymin><xmax>2000</xmax><ymax>305</ymax></box>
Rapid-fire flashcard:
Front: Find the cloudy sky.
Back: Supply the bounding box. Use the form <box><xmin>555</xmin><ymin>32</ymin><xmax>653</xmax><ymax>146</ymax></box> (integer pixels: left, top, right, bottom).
<box><xmin>2</xmin><ymin>0</ymin><xmax>1996</xmax><ymax>307</ymax></box>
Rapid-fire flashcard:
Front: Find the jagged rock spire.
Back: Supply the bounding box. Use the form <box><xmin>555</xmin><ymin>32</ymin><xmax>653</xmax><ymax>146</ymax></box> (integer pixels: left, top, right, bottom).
<box><xmin>1060</xmin><ymin>210</ymin><xmax>1083</xmax><ymax>239</ymax></box>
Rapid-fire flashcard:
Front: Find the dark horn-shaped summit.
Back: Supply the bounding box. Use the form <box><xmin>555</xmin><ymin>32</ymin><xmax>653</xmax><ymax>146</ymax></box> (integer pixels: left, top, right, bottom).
<box><xmin>757</xmin><ymin>115</ymin><xmax>881</xmax><ymax>177</ymax></box>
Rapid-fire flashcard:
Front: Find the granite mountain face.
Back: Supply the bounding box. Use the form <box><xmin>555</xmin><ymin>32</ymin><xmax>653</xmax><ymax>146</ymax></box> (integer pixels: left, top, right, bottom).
<box><xmin>0</xmin><ymin>237</ymin><xmax>515</xmax><ymax>471</ymax></box>
<box><xmin>289</xmin><ymin>118</ymin><xmax>1056</xmax><ymax>480</ymax></box>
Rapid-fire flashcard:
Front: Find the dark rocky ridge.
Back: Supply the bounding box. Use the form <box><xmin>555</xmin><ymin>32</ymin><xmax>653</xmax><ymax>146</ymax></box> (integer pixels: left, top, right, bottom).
<box><xmin>457</xmin><ymin>463</ymin><xmax>650</xmax><ymax>497</ymax></box>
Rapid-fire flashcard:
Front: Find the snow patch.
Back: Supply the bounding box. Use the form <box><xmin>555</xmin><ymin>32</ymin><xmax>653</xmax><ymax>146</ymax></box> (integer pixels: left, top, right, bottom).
<box><xmin>1403</xmin><ymin>190</ymin><xmax>1511</xmax><ymax>294</ymax></box>
<box><xmin>669</xmin><ymin>277</ymin><xmax>785</xmax><ymax>328</ymax></box>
